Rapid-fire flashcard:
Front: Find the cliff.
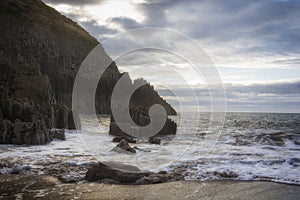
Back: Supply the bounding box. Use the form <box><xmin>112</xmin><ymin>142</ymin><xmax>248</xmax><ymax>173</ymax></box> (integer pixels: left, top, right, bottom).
<box><xmin>0</xmin><ymin>0</ymin><xmax>176</xmax><ymax>144</ymax></box>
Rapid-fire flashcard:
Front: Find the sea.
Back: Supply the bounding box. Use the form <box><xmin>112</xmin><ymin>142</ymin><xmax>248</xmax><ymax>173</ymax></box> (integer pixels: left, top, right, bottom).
<box><xmin>1</xmin><ymin>112</ymin><xmax>300</xmax><ymax>185</ymax></box>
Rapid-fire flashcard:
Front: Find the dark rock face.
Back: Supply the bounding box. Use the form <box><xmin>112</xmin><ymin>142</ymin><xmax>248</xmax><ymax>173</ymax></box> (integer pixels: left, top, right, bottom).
<box><xmin>0</xmin><ymin>0</ymin><xmax>98</xmax><ymax>144</ymax></box>
<box><xmin>109</xmin><ymin>107</ymin><xmax>177</xmax><ymax>139</ymax></box>
<box><xmin>54</xmin><ymin>105</ymin><xmax>68</xmax><ymax>129</ymax></box>
<box><xmin>0</xmin><ymin>0</ymin><xmax>176</xmax><ymax>115</ymax></box>
<box><xmin>0</xmin><ymin>119</ymin><xmax>50</xmax><ymax>145</ymax></box>
<box><xmin>0</xmin><ymin>64</ymin><xmax>52</xmax><ymax>145</ymax></box>
<box><xmin>130</xmin><ymin>78</ymin><xmax>176</xmax><ymax>115</ymax></box>
<box><xmin>0</xmin><ymin>0</ymin><xmax>176</xmax><ymax>145</ymax></box>
<box><xmin>85</xmin><ymin>162</ymin><xmax>148</xmax><ymax>183</ymax></box>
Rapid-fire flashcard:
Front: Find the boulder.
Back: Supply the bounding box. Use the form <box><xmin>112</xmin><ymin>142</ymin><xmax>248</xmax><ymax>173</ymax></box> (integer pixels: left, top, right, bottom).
<box><xmin>112</xmin><ymin>139</ymin><xmax>136</xmax><ymax>153</ymax></box>
<box><xmin>149</xmin><ymin>137</ymin><xmax>161</xmax><ymax>145</ymax></box>
<box><xmin>85</xmin><ymin>162</ymin><xmax>148</xmax><ymax>183</ymax></box>
<box><xmin>50</xmin><ymin>129</ymin><xmax>65</xmax><ymax>141</ymax></box>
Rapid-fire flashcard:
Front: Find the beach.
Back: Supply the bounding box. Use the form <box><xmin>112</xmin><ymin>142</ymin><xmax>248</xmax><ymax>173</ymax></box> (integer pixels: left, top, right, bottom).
<box><xmin>0</xmin><ymin>174</ymin><xmax>299</xmax><ymax>200</ymax></box>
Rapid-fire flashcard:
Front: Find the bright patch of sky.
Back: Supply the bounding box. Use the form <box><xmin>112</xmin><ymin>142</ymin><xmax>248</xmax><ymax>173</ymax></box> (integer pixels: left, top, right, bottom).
<box><xmin>43</xmin><ymin>0</ymin><xmax>300</xmax><ymax>113</ymax></box>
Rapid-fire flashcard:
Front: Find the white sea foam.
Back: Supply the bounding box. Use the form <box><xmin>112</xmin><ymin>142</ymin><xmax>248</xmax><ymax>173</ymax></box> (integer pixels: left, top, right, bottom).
<box><xmin>0</xmin><ymin>113</ymin><xmax>299</xmax><ymax>185</ymax></box>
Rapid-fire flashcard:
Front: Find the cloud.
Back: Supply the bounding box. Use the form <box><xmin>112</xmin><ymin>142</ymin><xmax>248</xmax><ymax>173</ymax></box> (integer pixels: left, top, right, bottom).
<box><xmin>157</xmin><ymin>80</ymin><xmax>300</xmax><ymax>112</ymax></box>
<box><xmin>108</xmin><ymin>17</ymin><xmax>141</xmax><ymax>30</ymax></box>
<box><xmin>42</xmin><ymin>0</ymin><xmax>300</xmax><ymax>112</ymax></box>
<box><xmin>43</xmin><ymin>0</ymin><xmax>300</xmax><ymax>59</ymax></box>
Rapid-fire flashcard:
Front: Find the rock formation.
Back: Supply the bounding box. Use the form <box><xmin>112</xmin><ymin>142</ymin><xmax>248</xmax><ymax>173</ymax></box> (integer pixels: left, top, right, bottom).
<box><xmin>85</xmin><ymin>162</ymin><xmax>149</xmax><ymax>183</ymax></box>
<box><xmin>0</xmin><ymin>0</ymin><xmax>176</xmax><ymax>145</ymax></box>
<box><xmin>109</xmin><ymin>106</ymin><xmax>177</xmax><ymax>139</ymax></box>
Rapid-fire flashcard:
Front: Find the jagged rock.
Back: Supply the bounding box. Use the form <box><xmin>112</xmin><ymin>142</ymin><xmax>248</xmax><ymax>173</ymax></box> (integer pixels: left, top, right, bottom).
<box><xmin>109</xmin><ymin>107</ymin><xmax>177</xmax><ymax>139</ymax></box>
<box><xmin>85</xmin><ymin>162</ymin><xmax>148</xmax><ymax>183</ymax></box>
<box><xmin>130</xmin><ymin>78</ymin><xmax>176</xmax><ymax>115</ymax></box>
<box><xmin>112</xmin><ymin>136</ymin><xmax>136</xmax><ymax>143</ymax></box>
<box><xmin>0</xmin><ymin>0</ymin><xmax>177</xmax><ymax>145</ymax></box>
<box><xmin>50</xmin><ymin>129</ymin><xmax>65</xmax><ymax>141</ymax></box>
<box><xmin>0</xmin><ymin>0</ymin><xmax>176</xmax><ymax>116</ymax></box>
<box><xmin>149</xmin><ymin>137</ymin><xmax>161</xmax><ymax>145</ymax></box>
<box><xmin>112</xmin><ymin>139</ymin><xmax>136</xmax><ymax>153</ymax></box>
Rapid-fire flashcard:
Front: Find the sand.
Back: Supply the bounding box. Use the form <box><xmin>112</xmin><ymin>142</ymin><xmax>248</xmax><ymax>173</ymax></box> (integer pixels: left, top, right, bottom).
<box><xmin>0</xmin><ymin>175</ymin><xmax>299</xmax><ymax>200</ymax></box>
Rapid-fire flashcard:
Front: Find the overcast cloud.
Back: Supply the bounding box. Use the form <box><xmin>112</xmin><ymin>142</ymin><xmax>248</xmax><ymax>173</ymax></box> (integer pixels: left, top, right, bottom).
<box><xmin>43</xmin><ymin>0</ymin><xmax>300</xmax><ymax>113</ymax></box>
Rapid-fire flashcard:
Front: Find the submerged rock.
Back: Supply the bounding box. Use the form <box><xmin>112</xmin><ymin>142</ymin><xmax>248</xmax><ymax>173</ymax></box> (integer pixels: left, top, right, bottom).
<box><xmin>295</xmin><ymin>140</ymin><xmax>300</xmax><ymax>145</ymax></box>
<box><xmin>287</xmin><ymin>158</ymin><xmax>300</xmax><ymax>167</ymax></box>
<box><xmin>112</xmin><ymin>139</ymin><xmax>136</xmax><ymax>153</ymax></box>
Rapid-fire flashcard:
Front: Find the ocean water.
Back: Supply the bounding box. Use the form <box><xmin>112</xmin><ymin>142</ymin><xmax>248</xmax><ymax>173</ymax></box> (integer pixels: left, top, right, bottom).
<box><xmin>0</xmin><ymin>112</ymin><xmax>299</xmax><ymax>185</ymax></box>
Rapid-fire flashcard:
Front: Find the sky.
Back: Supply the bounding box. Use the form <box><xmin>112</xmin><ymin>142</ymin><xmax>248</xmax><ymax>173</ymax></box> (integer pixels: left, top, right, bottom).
<box><xmin>43</xmin><ymin>0</ymin><xmax>300</xmax><ymax>113</ymax></box>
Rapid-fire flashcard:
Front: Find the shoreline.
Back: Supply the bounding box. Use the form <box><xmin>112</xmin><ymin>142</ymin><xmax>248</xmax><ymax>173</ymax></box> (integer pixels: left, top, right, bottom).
<box><xmin>1</xmin><ymin>174</ymin><xmax>299</xmax><ymax>200</ymax></box>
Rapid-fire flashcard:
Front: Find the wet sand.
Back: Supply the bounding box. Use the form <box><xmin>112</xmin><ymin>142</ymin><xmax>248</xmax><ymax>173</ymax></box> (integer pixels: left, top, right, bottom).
<box><xmin>0</xmin><ymin>174</ymin><xmax>299</xmax><ymax>200</ymax></box>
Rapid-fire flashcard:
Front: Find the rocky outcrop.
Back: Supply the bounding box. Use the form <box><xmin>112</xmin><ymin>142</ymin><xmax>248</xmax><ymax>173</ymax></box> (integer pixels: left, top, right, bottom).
<box><xmin>0</xmin><ymin>0</ymin><xmax>176</xmax><ymax>145</ymax></box>
<box><xmin>109</xmin><ymin>107</ymin><xmax>177</xmax><ymax>139</ymax></box>
<box><xmin>85</xmin><ymin>162</ymin><xmax>149</xmax><ymax>183</ymax></box>
<box><xmin>0</xmin><ymin>0</ymin><xmax>176</xmax><ymax>115</ymax></box>
<box><xmin>0</xmin><ymin>64</ymin><xmax>53</xmax><ymax>145</ymax></box>
<box><xmin>0</xmin><ymin>119</ymin><xmax>50</xmax><ymax>145</ymax></box>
